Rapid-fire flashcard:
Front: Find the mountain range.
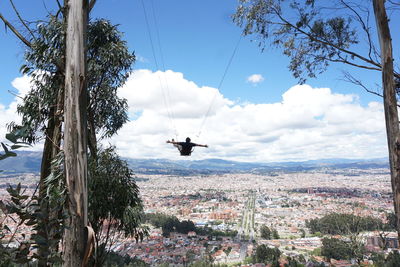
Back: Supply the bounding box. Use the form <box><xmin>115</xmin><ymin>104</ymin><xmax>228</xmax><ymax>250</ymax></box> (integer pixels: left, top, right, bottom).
<box><xmin>0</xmin><ymin>151</ymin><xmax>389</xmax><ymax>175</ymax></box>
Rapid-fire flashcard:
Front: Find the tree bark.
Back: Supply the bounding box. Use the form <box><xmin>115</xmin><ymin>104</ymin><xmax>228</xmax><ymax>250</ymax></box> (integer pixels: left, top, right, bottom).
<box><xmin>372</xmin><ymin>0</ymin><xmax>400</xmax><ymax>240</ymax></box>
<box><xmin>62</xmin><ymin>0</ymin><xmax>89</xmax><ymax>266</ymax></box>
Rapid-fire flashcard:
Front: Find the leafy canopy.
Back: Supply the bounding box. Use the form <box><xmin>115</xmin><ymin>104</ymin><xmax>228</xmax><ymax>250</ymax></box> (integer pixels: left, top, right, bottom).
<box><xmin>232</xmin><ymin>0</ymin><xmax>392</xmax><ymax>84</ymax></box>
<box><xmin>17</xmin><ymin>18</ymin><xmax>134</xmax><ymax>143</ymax></box>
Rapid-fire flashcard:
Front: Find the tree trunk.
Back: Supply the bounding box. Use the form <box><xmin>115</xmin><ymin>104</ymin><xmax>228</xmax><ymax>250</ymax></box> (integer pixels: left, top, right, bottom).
<box><xmin>372</xmin><ymin>0</ymin><xmax>400</xmax><ymax>240</ymax></box>
<box><xmin>62</xmin><ymin>0</ymin><xmax>89</xmax><ymax>266</ymax></box>
<box><xmin>87</xmin><ymin>109</ymin><xmax>98</xmax><ymax>158</ymax></box>
<box><xmin>37</xmin><ymin>75</ymin><xmax>64</xmax><ymax>266</ymax></box>
<box><xmin>37</xmin><ymin>114</ymin><xmax>55</xmax><ymax>267</ymax></box>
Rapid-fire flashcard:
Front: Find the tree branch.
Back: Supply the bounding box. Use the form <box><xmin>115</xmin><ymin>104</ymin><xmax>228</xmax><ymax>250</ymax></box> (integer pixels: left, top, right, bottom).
<box><xmin>339</xmin><ymin>0</ymin><xmax>375</xmax><ymax>62</ymax></box>
<box><xmin>342</xmin><ymin>71</ymin><xmax>400</xmax><ymax>107</ymax></box>
<box><xmin>54</xmin><ymin>0</ymin><xmax>64</xmax><ymax>19</ymax></box>
<box><xmin>331</xmin><ymin>55</ymin><xmax>382</xmax><ymax>71</ymax></box>
<box><xmin>89</xmin><ymin>0</ymin><xmax>97</xmax><ymax>13</ymax></box>
<box><xmin>0</xmin><ymin>12</ymin><xmax>31</xmax><ymax>47</ymax></box>
<box><xmin>388</xmin><ymin>0</ymin><xmax>400</xmax><ymax>6</ymax></box>
<box><xmin>9</xmin><ymin>0</ymin><xmax>36</xmax><ymax>42</ymax></box>
<box><xmin>272</xmin><ymin>6</ymin><xmax>382</xmax><ymax>71</ymax></box>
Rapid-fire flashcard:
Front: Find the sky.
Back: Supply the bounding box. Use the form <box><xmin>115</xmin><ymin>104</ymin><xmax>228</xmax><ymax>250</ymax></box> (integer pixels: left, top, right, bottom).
<box><xmin>0</xmin><ymin>0</ymin><xmax>395</xmax><ymax>162</ymax></box>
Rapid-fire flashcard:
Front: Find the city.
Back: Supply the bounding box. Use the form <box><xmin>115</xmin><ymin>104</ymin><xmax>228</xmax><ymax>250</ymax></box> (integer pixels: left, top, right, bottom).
<box><xmin>0</xmin><ymin>164</ymin><xmax>396</xmax><ymax>266</ymax></box>
<box><xmin>106</xmin><ymin>167</ymin><xmax>393</xmax><ymax>265</ymax></box>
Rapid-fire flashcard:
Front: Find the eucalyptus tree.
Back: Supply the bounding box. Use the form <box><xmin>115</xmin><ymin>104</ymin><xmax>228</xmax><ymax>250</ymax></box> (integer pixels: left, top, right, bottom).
<box><xmin>1</xmin><ymin>1</ymin><xmax>144</xmax><ymax>265</ymax></box>
<box><xmin>233</xmin><ymin>0</ymin><xmax>400</xmax><ymax>238</ymax></box>
<box><xmin>88</xmin><ymin>147</ymin><xmax>147</xmax><ymax>266</ymax></box>
<box><xmin>22</xmin><ymin>18</ymin><xmax>140</xmax><ymax>265</ymax></box>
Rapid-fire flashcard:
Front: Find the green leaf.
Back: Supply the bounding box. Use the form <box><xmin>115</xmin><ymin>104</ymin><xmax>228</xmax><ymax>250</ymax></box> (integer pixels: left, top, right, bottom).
<box><xmin>1</xmin><ymin>143</ymin><xmax>9</xmax><ymax>153</ymax></box>
<box><xmin>6</xmin><ymin>151</ymin><xmax>17</xmax><ymax>157</ymax></box>
<box><xmin>11</xmin><ymin>144</ymin><xmax>26</xmax><ymax>150</ymax></box>
<box><xmin>33</xmin><ymin>234</ymin><xmax>48</xmax><ymax>246</ymax></box>
<box><xmin>3</xmin><ymin>224</ymin><xmax>11</xmax><ymax>233</ymax></box>
<box><xmin>5</xmin><ymin>133</ymin><xmax>17</xmax><ymax>143</ymax></box>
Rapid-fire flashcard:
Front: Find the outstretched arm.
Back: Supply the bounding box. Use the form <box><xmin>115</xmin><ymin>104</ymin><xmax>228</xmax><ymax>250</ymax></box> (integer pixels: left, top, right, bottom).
<box><xmin>167</xmin><ymin>140</ymin><xmax>179</xmax><ymax>145</ymax></box>
<box><xmin>195</xmin><ymin>144</ymin><xmax>208</xmax><ymax>148</ymax></box>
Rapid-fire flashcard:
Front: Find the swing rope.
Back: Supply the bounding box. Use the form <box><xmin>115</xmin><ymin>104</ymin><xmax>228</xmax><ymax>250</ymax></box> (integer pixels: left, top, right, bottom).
<box><xmin>196</xmin><ymin>34</ymin><xmax>242</xmax><ymax>138</ymax></box>
<box><xmin>140</xmin><ymin>0</ymin><xmax>178</xmax><ymax>139</ymax></box>
<box><xmin>140</xmin><ymin>0</ymin><xmax>242</xmax><ymax>142</ymax></box>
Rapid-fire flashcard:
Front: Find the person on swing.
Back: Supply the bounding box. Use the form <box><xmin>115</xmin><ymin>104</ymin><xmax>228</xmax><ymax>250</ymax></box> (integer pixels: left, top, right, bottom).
<box><xmin>167</xmin><ymin>137</ymin><xmax>208</xmax><ymax>156</ymax></box>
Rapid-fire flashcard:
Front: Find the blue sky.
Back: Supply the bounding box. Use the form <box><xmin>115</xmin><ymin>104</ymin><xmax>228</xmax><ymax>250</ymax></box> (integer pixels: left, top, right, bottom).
<box><xmin>0</xmin><ymin>0</ymin><xmax>394</xmax><ymax>162</ymax></box>
<box><xmin>0</xmin><ymin>0</ymin><xmax>384</xmax><ymax>105</ymax></box>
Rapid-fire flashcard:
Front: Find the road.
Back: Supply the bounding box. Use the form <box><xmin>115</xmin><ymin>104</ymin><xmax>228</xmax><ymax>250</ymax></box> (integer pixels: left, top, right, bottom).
<box><xmin>237</xmin><ymin>190</ymin><xmax>257</xmax><ymax>260</ymax></box>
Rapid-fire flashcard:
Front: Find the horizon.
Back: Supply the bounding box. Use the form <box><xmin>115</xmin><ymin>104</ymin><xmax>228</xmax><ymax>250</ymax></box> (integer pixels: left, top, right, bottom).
<box><xmin>3</xmin><ymin>149</ymin><xmax>390</xmax><ymax>165</ymax></box>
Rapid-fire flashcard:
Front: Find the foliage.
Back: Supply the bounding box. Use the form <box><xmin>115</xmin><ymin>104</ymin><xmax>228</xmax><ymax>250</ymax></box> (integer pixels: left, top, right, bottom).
<box><xmin>369</xmin><ymin>251</ymin><xmax>400</xmax><ymax>267</ymax></box>
<box><xmin>385</xmin><ymin>212</ymin><xmax>396</xmax><ymax>231</ymax></box>
<box><xmin>320</xmin><ymin>237</ymin><xmax>364</xmax><ymax>261</ymax></box>
<box><xmin>370</xmin><ymin>252</ymin><xmax>386</xmax><ymax>266</ymax></box>
<box><xmin>306</xmin><ymin>212</ymin><xmax>383</xmax><ymax>235</ymax></box>
<box><xmin>86</xmin><ymin>19</ymin><xmax>134</xmax><ymax>139</ymax></box>
<box><xmin>0</xmin><ymin>182</ymin><xmax>65</xmax><ymax>266</ymax></box>
<box><xmin>0</xmin><ymin>149</ymin><xmax>68</xmax><ymax>266</ymax></box>
<box><xmin>232</xmin><ymin>0</ymin><xmax>400</xmax><ymax>86</ymax></box>
<box><xmin>0</xmin><ymin>184</ymin><xmax>35</xmax><ymax>265</ymax></box>
<box><xmin>285</xmin><ymin>256</ymin><xmax>305</xmax><ymax>267</ymax></box>
<box><xmin>197</xmin><ymin>227</ymin><xmax>238</xmax><ymax>239</ymax></box>
<box><xmin>145</xmin><ymin>212</ymin><xmax>174</xmax><ymax>228</ymax></box>
<box><xmin>384</xmin><ymin>250</ymin><xmax>400</xmax><ymax>267</ymax></box>
<box><xmin>299</xmin><ymin>228</ymin><xmax>306</xmax><ymax>238</ymax></box>
<box><xmin>253</xmin><ymin>244</ymin><xmax>281</xmax><ymax>264</ymax></box>
<box><xmin>88</xmin><ymin>147</ymin><xmax>147</xmax><ymax>265</ymax></box>
<box><xmin>260</xmin><ymin>224</ymin><xmax>272</xmax><ymax>239</ymax></box>
<box><xmin>144</xmin><ymin>213</ymin><xmax>195</xmax><ymax>237</ymax></box>
<box><xmin>272</xmin><ymin>228</ymin><xmax>280</xmax><ymax>239</ymax></box>
<box><xmin>232</xmin><ymin>0</ymin><xmax>363</xmax><ymax>83</ymax></box>
<box><xmin>0</xmin><ymin>126</ymin><xmax>30</xmax><ymax>165</ymax></box>
<box><xmin>33</xmin><ymin>151</ymin><xmax>67</xmax><ymax>265</ymax></box>
<box><xmin>144</xmin><ymin>213</ymin><xmax>237</xmax><ymax>238</ymax></box>
<box><xmin>17</xmin><ymin>16</ymin><xmax>65</xmax><ymax>144</ymax></box>
<box><xmin>17</xmin><ymin>17</ymin><xmax>134</xmax><ymax>144</ymax></box>
<box><xmin>188</xmin><ymin>262</ymin><xmax>228</xmax><ymax>267</ymax></box>
<box><xmin>6</xmin><ymin>14</ymin><xmax>139</xmax><ymax>266</ymax></box>
<box><xmin>103</xmin><ymin>251</ymin><xmax>148</xmax><ymax>267</ymax></box>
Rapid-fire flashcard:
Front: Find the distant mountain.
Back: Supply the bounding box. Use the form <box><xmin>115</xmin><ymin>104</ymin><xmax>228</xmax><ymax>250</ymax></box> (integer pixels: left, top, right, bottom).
<box><xmin>126</xmin><ymin>157</ymin><xmax>389</xmax><ymax>175</ymax></box>
<box><xmin>0</xmin><ymin>150</ymin><xmax>389</xmax><ymax>175</ymax></box>
<box><xmin>0</xmin><ymin>151</ymin><xmax>42</xmax><ymax>174</ymax></box>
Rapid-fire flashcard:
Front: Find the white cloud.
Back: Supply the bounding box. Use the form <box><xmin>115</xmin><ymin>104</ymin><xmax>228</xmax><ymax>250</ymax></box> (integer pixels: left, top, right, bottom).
<box><xmin>0</xmin><ymin>70</ymin><xmax>388</xmax><ymax>163</ymax></box>
<box><xmin>0</xmin><ymin>75</ymin><xmax>42</xmax><ymax>152</ymax></box>
<box><xmin>136</xmin><ymin>54</ymin><xmax>148</xmax><ymax>63</ymax></box>
<box><xmin>119</xmin><ymin>69</ymin><xmax>232</xmax><ymax>118</ymax></box>
<box><xmin>0</xmin><ymin>76</ymin><xmax>29</xmax><ymax>133</ymax></box>
<box><xmin>247</xmin><ymin>74</ymin><xmax>264</xmax><ymax>85</ymax></box>
<box><xmin>109</xmin><ymin>69</ymin><xmax>387</xmax><ymax>162</ymax></box>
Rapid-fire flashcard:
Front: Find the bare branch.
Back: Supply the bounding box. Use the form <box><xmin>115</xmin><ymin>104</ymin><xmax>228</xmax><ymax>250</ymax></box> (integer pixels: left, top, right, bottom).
<box><xmin>339</xmin><ymin>0</ymin><xmax>375</xmax><ymax>62</ymax></box>
<box><xmin>271</xmin><ymin>6</ymin><xmax>383</xmax><ymax>71</ymax></box>
<box><xmin>340</xmin><ymin>71</ymin><xmax>400</xmax><ymax>107</ymax></box>
<box><xmin>89</xmin><ymin>0</ymin><xmax>97</xmax><ymax>12</ymax></box>
<box><xmin>7</xmin><ymin>90</ymin><xmax>23</xmax><ymax>99</ymax></box>
<box><xmin>0</xmin><ymin>12</ymin><xmax>31</xmax><ymax>47</ymax></box>
<box><xmin>54</xmin><ymin>0</ymin><xmax>64</xmax><ymax>19</ymax></box>
<box><xmin>388</xmin><ymin>0</ymin><xmax>400</xmax><ymax>6</ymax></box>
<box><xmin>9</xmin><ymin>0</ymin><xmax>36</xmax><ymax>42</ymax></box>
<box><xmin>329</xmin><ymin>57</ymin><xmax>382</xmax><ymax>71</ymax></box>
<box><xmin>55</xmin><ymin>0</ymin><xmax>62</xmax><ymax>10</ymax></box>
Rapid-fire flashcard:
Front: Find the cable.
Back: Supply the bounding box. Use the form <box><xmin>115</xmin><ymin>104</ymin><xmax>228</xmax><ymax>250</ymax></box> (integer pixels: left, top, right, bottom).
<box><xmin>140</xmin><ymin>0</ymin><xmax>178</xmax><ymax>139</ymax></box>
<box><xmin>150</xmin><ymin>0</ymin><xmax>178</xmax><ymax>139</ymax></box>
<box><xmin>196</xmin><ymin>34</ymin><xmax>242</xmax><ymax>138</ymax></box>
<box><xmin>140</xmin><ymin>0</ymin><xmax>242</xmax><ymax>141</ymax></box>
